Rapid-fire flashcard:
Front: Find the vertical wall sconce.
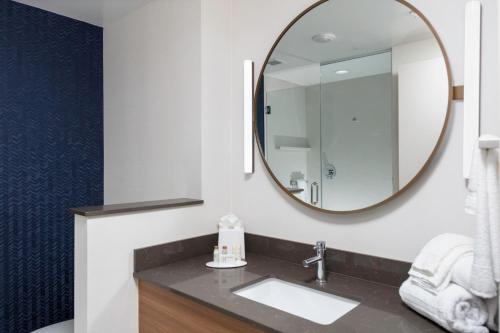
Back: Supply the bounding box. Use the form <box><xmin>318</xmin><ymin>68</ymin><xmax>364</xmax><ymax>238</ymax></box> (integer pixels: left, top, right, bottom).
<box><xmin>463</xmin><ymin>0</ymin><xmax>481</xmax><ymax>178</ymax></box>
<box><xmin>243</xmin><ymin>60</ymin><xmax>254</xmax><ymax>174</ymax></box>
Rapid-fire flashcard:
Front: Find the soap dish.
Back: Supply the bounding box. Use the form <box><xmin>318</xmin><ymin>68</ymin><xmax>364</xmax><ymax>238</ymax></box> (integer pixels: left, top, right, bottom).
<box><xmin>206</xmin><ymin>260</ymin><xmax>247</xmax><ymax>269</ymax></box>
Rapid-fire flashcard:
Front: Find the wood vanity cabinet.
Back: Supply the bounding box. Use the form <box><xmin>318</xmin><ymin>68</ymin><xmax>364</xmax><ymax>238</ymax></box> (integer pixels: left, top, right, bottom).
<box><xmin>138</xmin><ymin>281</ymin><xmax>265</xmax><ymax>333</ymax></box>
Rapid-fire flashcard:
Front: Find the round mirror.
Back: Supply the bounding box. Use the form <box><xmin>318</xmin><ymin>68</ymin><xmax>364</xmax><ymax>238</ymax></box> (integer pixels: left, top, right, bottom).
<box><xmin>255</xmin><ymin>0</ymin><xmax>451</xmax><ymax>213</ymax></box>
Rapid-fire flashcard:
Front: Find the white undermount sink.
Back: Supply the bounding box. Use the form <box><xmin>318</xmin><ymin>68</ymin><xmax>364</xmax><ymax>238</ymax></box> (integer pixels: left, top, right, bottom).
<box><xmin>233</xmin><ymin>278</ymin><xmax>359</xmax><ymax>325</ymax></box>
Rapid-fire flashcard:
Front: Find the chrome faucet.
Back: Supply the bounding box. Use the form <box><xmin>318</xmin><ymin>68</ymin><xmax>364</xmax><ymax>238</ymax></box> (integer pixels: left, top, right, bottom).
<box><xmin>303</xmin><ymin>241</ymin><xmax>327</xmax><ymax>283</ymax></box>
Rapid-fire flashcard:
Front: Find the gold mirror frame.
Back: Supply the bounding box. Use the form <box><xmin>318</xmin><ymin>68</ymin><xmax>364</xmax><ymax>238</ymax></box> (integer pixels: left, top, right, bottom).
<box><xmin>253</xmin><ymin>0</ymin><xmax>453</xmax><ymax>214</ymax></box>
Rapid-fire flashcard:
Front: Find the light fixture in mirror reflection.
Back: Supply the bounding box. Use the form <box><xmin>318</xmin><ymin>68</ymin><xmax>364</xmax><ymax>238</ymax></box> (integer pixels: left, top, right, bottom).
<box><xmin>254</xmin><ymin>0</ymin><xmax>451</xmax><ymax>213</ymax></box>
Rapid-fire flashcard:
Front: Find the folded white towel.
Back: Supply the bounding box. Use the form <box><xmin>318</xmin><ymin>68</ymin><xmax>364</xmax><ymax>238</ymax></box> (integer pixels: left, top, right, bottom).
<box><xmin>409</xmin><ymin>234</ymin><xmax>474</xmax><ymax>292</ymax></box>
<box><xmin>412</xmin><ymin>254</ymin><xmax>474</xmax><ymax>296</ymax></box>
<box><xmin>400</xmin><ymin>279</ymin><xmax>488</xmax><ymax>333</ymax></box>
<box><xmin>467</xmin><ymin>145</ymin><xmax>500</xmax><ymax>298</ymax></box>
<box><xmin>451</xmin><ymin>254</ymin><xmax>474</xmax><ymax>292</ymax></box>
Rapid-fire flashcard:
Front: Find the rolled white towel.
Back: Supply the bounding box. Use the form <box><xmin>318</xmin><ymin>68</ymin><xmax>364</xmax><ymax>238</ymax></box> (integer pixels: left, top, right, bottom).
<box><xmin>486</xmin><ymin>298</ymin><xmax>498</xmax><ymax>332</ymax></box>
<box><xmin>451</xmin><ymin>254</ymin><xmax>499</xmax><ymax>332</ymax></box>
<box><xmin>409</xmin><ymin>234</ymin><xmax>474</xmax><ymax>292</ymax></box>
<box><xmin>400</xmin><ymin>279</ymin><xmax>488</xmax><ymax>333</ymax></box>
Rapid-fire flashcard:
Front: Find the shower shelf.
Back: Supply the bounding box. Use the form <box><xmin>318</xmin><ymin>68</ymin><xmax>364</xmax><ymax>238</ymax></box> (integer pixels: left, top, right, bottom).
<box><xmin>287</xmin><ymin>187</ymin><xmax>305</xmax><ymax>194</ymax></box>
<box><xmin>274</xmin><ymin>136</ymin><xmax>311</xmax><ymax>152</ymax></box>
<box><xmin>278</xmin><ymin>146</ymin><xmax>311</xmax><ymax>152</ymax></box>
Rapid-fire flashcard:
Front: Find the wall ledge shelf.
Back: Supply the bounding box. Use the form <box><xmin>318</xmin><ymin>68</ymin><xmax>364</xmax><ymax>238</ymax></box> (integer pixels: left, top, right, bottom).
<box><xmin>70</xmin><ymin>198</ymin><xmax>203</xmax><ymax>217</ymax></box>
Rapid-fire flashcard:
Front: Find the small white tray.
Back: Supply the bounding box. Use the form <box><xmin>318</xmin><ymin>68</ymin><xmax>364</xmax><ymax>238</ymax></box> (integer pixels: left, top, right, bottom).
<box><xmin>206</xmin><ymin>260</ymin><xmax>247</xmax><ymax>269</ymax></box>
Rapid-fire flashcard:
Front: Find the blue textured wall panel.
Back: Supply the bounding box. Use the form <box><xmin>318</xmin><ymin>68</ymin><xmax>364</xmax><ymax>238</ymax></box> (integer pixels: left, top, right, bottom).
<box><xmin>0</xmin><ymin>1</ymin><xmax>103</xmax><ymax>332</ymax></box>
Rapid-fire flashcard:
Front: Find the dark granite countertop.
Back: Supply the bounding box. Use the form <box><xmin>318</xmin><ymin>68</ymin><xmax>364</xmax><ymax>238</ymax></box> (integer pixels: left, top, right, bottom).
<box><xmin>70</xmin><ymin>198</ymin><xmax>203</xmax><ymax>217</ymax></box>
<box><xmin>134</xmin><ymin>253</ymin><xmax>445</xmax><ymax>333</ymax></box>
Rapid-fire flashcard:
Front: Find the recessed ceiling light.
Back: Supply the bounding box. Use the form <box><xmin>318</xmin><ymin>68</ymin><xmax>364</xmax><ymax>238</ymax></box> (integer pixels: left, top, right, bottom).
<box><xmin>336</xmin><ymin>70</ymin><xmax>349</xmax><ymax>75</ymax></box>
<box><xmin>312</xmin><ymin>32</ymin><xmax>336</xmax><ymax>43</ymax></box>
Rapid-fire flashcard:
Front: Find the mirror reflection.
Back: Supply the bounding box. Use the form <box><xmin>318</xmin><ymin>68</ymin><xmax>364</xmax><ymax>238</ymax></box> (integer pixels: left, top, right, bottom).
<box><xmin>256</xmin><ymin>0</ymin><xmax>449</xmax><ymax>212</ymax></box>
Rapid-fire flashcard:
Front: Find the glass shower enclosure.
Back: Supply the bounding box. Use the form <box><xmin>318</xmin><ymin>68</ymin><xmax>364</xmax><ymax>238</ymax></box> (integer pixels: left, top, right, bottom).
<box><xmin>262</xmin><ymin>52</ymin><xmax>395</xmax><ymax>211</ymax></box>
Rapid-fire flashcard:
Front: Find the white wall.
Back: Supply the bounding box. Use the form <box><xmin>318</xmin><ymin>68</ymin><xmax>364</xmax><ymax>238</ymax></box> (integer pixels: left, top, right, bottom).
<box><xmin>392</xmin><ymin>38</ymin><xmax>444</xmax><ymax>68</ymax></box>
<box><xmin>393</xmin><ymin>39</ymin><xmax>449</xmax><ymax>186</ymax></box>
<box><xmin>264</xmin><ymin>76</ymin><xmax>300</xmax><ymax>92</ymax></box>
<box><xmin>398</xmin><ymin>57</ymin><xmax>448</xmax><ymax>186</ymax></box>
<box><xmin>229</xmin><ymin>0</ymin><xmax>499</xmax><ymax>262</ymax></box>
<box><xmin>104</xmin><ymin>0</ymin><xmax>202</xmax><ymax>204</ymax></box>
<box><xmin>74</xmin><ymin>206</ymin><xmax>220</xmax><ymax>333</ymax></box>
<box><xmin>83</xmin><ymin>1</ymin><xmax>233</xmax><ymax>332</ymax></box>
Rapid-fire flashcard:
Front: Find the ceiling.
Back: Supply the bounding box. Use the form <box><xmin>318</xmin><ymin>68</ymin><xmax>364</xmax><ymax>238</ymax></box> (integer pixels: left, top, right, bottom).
<box><xmin>265</xmin><ymin>0</ymin><xmax>434</xmax><ymax>74</ymax></box>
<box><xmin>320</xmin><ymin>52</ymin><xmax>392</xmax><ymax>83</ymax></box>
<box><xmin>13</xmin><ymin>0</ymin><xmax>156</xmax><ymax>26</ymax></box>
<box><xmin>265</xmin><ymin>52</ymin><xmax>392</xmax><ymax>86</ymax></box>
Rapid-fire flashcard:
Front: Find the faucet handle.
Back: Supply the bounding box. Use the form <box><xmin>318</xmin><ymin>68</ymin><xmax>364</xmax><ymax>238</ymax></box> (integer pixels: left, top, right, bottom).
<box><xmin>314</xmin><ymin>241</ymin><xmax>326</xmax><ymax>251</ymax></box>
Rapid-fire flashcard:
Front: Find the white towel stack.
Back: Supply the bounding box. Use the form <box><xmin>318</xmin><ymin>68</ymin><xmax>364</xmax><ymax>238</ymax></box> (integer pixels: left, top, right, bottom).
<box><xmin>409</xmin><ymin>233</ymin><xmax>474</xmax><ymax>294</ymax></box>
<box><xmin>400</xmin><ymin>233</ymin><xmax>498</xmax><ymax>332</ymax></box>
